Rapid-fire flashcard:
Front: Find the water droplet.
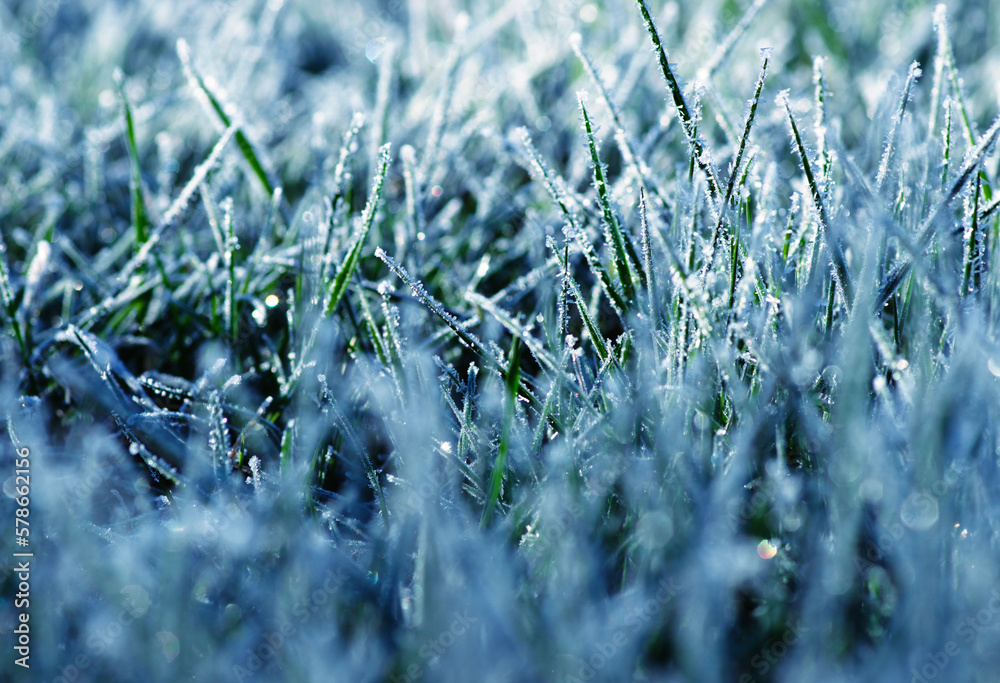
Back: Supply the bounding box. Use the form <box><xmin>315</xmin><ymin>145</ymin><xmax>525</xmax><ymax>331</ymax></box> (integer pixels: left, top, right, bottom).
<box><xmin>757</xmin><ymin>539</ymin><xmax>778</xmax><ymax>559</ymax></box>
<box><xmin>901</xmin><ymin>492</ymin><xmax>939</xmax><ymax>530</ymax></box>
<box><xmin>366</xmin><ymin>37</ymin><xmax>387</xmax><ymax>63</ymax></box>
<box><xmin>635</xmin><ymin>511</ymin><xmax>674</xmax><ymax>549</ymax></box>
<box><xmin>988</xmin><ymin>358</ymin><xmax>1000</xmax><ymax>377</ymax></box>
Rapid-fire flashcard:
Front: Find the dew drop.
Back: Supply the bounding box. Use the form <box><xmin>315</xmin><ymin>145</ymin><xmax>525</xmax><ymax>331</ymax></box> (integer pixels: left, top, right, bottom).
<box><xmin>757</xmin><ymin>539</ymin><xmax>778</xmax><ymax>559</ymax></box>
<box><xmin>366</xmin><ymin>37</ymin><xmax>387</xmax><ymax>63</ymax></box>
<box><xmin>988</xmin><ymin>358</ymin><xmax>1000</xmax><ymax>377</ymax></box>
<box><xmin>901</xmin><ymin>492</ymin><xmax>939</xmax><ymax>530</ymax></box>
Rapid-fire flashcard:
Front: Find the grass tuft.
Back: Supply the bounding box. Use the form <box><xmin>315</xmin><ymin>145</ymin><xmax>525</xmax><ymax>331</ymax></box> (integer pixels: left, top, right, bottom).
<box><xmin>6</xmin><ymin>2</ymin><xmax>1000</xmax><ymax>681</ymax></box>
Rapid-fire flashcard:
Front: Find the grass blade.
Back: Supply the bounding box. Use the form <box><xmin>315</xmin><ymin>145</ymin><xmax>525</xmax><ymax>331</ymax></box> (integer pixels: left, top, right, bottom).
<box><xmin>81</xmin><ymin>124</ymin><xmax>237</xmax><ymax>330</ymax></box>
<box><xmin>639</xmin><ymin>189</ymin><xmax>658</xmax><ymax>323</ymax></box>
<box><xmin>579</xmin><ymin>94</ymin><xmax>642</xmax><ymax>303</ymax></box>
<box><xmin>962</xmin><ymin>173</ymin><xmax>983</xmax><ymax>297</ymax></box>
<box><xmin>552</xmin><ymin>238</ymin><xmax>609</xmax><ymax>363</ymax></box>
<box><xmin>481</xmin><ymin>335</ymin><xmax>521</xmax><ymax>528</ymax></box>
<box><xmin>325</xmin><ymin>144</ymin><xmax>391</xmax><ymax>317</ymax></box>
<box><xmin>177</xmin><ymin>39</ymin><xmax>275</xmax><ymax>197</ymax></box>
<box><xmin>375</xmin><ymin>247</ymin><xmax>557</xmax><ymax>431</ymax></box>
<box><xmin>221</xmin><ymin>197</ymin><xmax>238</xmax><ymax>345</ymax></box>
<box><xmin>876</xmin><ymin>113</ymin><xmax>1000</xmax><ymax>310</ymax></box>
<box><xmin>377</xmin><ymin>246</ymin><xmax>500</xmax><ymax>369</ymax></box>
<box><xmin>518</xmin><ymin>128</ymin><xmax>629</xmax><ymax>316</ymax></box>
<box><xmin>701</xmin><ymin>0</ymin><xmax>769</xmax><ymax>81</ymax></box>
<box><xmin>465</xmin><ymin>290</ymin><xmax>567</xmax><ymax>380</ymax></box>
<box><xmin>780</xmin><ymin>92</ymin><xmax>855</xmax><ymax>309</ymax></box>
<box><xmin>116</xmin><ymin>71</ymin><xmax>151</xmax><ymax>247</ymax></box>
<box><xmin>707</xmin><ymin>50</ymin><xmax>770</xmax><ymax>268</ymax></box>
<box><xmin>636</xmin><ymin>0</ymin><xmax>722</xmax><ymax>200</ymax></box>
<box><xmin>934</xmin><ymin>5</ymin><xmax>975</xmax><ymax>147</ymax></box>
<box><xmin>0</xmin><ymin>233</ymin><xmax>28</xmax><ymax>366</ymax></box>
<box><xmin>876</xmin><ymin>62</ymin><xmax>921</xmax><ymax>192</ymax></box>
<box><xmin>570</xmin><ymin>33</ymin><xmax>669</xmax><ymax>211</ymax></box>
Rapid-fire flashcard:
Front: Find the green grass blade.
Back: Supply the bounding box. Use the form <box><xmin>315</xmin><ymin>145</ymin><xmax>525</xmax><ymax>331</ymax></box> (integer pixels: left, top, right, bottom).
<box><xmin>0</xmin><ymin>233</ymin><xmax>28</xmax><ymax>366</ymax></box>
<box><xmin>725</xmin><ymin>52</ymin><xmax>770</xmax><ymax>206</ymax></box>
<box><xmin>708</xmin><ymin>50</ymin><xmax>770</xmax><ymax>267</ymax></box>
<box><xmin>635</xmin><ymin>0</ymin><xmax>722</xmax><ymax>200</ymax></box>
<box><xmin>481</xmin><ymin>335</ymin><xmax>521</xmax><ymax>528</ymax></box>
<box><xmin>465</xmin><ymin>291</ymin><xmax>566</xmax><ymax>380</ymax></box>
<box><xmin>357</xmin><ymin>285</ymin><xmax>390</xmax><ymax>367</ymax></box>
<box><xmin>876</xmin><ymin>62</ymin><xmax>921</xmax><ymax>192</ymax></box>
<box><xmin>962</xmin><ymin>173</ymin><xmax>983</xmax><ymax>297</ymax></box>
<box><xmin>941</xmin><ymin>99</ymin><xmax>953</xmax><ymax>190</ymax></box>
<box><xmin>116</xmin><ymin>72</ymin><xmax>151</xmax><ymax>246</ymax></box>
<box><xmin>639</xmin><ymin>189</ymin><xmax>658</xmax><ymax>326</ymax></box>
<box><xmin>701</xmin><ymin>0</ymin><xmax>769</xmax><ymax>81</ymax></box>
<box><xmin>553</xmin><ymin>239</ymin><xmax>609</xmax><ymax>363</ymax></box>
<box><xmin>323</xmin><ymin>113</ymin><xmax>366</xmax><ymax>263</ymax></box>
<box><xmin>781</xmin><ymin>93</ymin><xmax>855</xmax><ymax>309</ymax></box>
<box><xmin>177</xmin><ymin>39</ymin><xmax>275</xmax><ymax>197</ymax></box>
<box><xmin>570</xmin><ymin>33</ymin><xmax>669</xmax><ymax>212</ymax></box>
<box><xmin>934</xmin><ymin>5</ymin><xmax>975</xmax><ymax>147</ymax></box>
<box><xmin>325</xmin><ymin>144</ymin><xmax>391</xmax><ymax>317</ymax></box>
<box><xmin>518</xmin><ymin>128</ymin><xmax>628</xmax><ymax>316</ymax></box>
<box><xmin>876</xmin><ymin>113</ymin><xmax>1000</xmax><ymax>310</ymax></box>
<box><xmin>813</xmin><ymin>57</ymin><xmax>832</xmax><ymax>195</ymax></box>
<box><xmin>579</xmin><ymin>94</ymin><xmax>640</xmax><ymax>303</ymax></box>
<box><xmin>80</xmin><ymin>125</ymin><xmax>237</xmax><ymax>331</ymax></box>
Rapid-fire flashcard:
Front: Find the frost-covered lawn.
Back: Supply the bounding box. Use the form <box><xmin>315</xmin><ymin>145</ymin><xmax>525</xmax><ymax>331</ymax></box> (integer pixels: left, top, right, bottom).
<box><xmin>2</xmin><ymin>0</ymin><xmax>1000</xmax><ymax>681</ymax></box>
